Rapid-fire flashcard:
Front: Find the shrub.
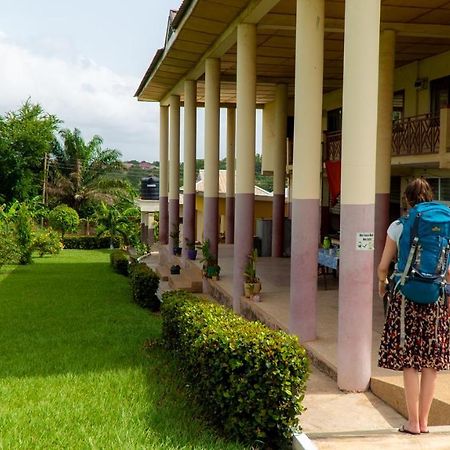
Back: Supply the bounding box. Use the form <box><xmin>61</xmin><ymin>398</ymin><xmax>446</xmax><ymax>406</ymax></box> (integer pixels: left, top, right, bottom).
<box><xmin>62</xmin><ymin>236</ymin><xmax>121</xmax><ymax>249</ymax></box>
<box><xmin>110</xmin><ymin>249</ymin><xmax>129</xmax><ymax>276</ymax></box>
<box><xmin>0</xmin><ymin>228</ymin><xmax>20</xmax><ymax>268</ymax></box>
<box><xmin>48</xmin><ymin>205</ymin><xmax>79</xmax><ymax>238</ymax></box>
<box><xmin>129</xmin><ymin>262</ymin><xmax>160</xmax><ymax>311</ymax></box>
<box><xmin>15</xmin><ymin>204</ymin><xmax>33</xmax><ymax>265</ymax></box>
<box><xmin>161</xmin><ymin>291</ymin><xmax>310</xmax><ymax>449</ymax></box>
<box><xmin>32</xmin><ymin>229</ymin><xmax>62</xmax><ymax>257</ymax></box>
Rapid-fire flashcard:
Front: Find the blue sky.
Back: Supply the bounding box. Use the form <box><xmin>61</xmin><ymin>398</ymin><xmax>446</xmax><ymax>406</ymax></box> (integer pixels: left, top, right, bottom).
<box><xmin>0</xmin><ymin>0</ymin><xmax>178</xmax><ymax>161</ymax></box>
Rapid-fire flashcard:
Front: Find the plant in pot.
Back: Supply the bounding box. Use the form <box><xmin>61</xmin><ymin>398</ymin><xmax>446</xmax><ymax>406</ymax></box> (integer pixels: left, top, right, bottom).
<box><xmin>243</xmin><ymin>249</ymin><xmax>261</xmax><ymax>299</ymax></box>
<box><xmin>170</xmin><ymin>228</ymin><xmax>182</xmax><ymax>256</ymax></box>
<box><xmin>199</xmin><ymin>239</ymin><xmax>220</xmax><ymax>280</ymax></box>
<box><xmin>170</xmin><ymin>264</ymin><xmax>181</xmax><ymax>275</ymax></box>
<box><xmin>185</xmin><ymin>238</ymin><xmax>197</xmax><ymax>260</ymax></box>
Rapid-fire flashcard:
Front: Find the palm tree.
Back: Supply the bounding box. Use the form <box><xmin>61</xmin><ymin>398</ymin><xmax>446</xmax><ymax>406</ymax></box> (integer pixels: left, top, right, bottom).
<box><xmin>48</xmin><ymin>128</ymin><xmax>131</xmax><ymax>216</ymax></box>
<box><xmin>95</xmin><ymin>201</ymin><xmax>140</xmax><ymax>249</ymax></box>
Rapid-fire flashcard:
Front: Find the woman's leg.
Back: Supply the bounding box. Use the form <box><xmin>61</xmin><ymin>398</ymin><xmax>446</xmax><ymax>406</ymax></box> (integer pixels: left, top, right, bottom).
<box><xmin>419</xmin><ymin>368</ymin><xmax>437</xmax><ymax>432</ymax></box>
<box><xmin>403</xmin><ymin>368</ymin><xmax>420</xmax><ymax>433</ymax></box>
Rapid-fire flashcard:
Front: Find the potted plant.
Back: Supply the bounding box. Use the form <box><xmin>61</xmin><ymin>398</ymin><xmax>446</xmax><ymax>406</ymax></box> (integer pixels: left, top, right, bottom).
<box><xmin>199</xmin><ymin>239</ymin><xmax>220</xmax><ymax>280</ymax></box>
<box><xmin>170</xmin><ymin>264</ymin><xmax>181</xmax><ymax>275</ymax></box>
<box><xmin>170</xmin><ymin>228</ymin><xmax>182</xmax><ymax>256</ymax></box>
<box><xmin>185</xmin><ymin>238</ymin><xmax>197</xmax><ymax>260</ymax></box>
<box><xmin>243</xmin><ymin>249</ymin><xmax>261</xmax><ymax>298</ymax></box>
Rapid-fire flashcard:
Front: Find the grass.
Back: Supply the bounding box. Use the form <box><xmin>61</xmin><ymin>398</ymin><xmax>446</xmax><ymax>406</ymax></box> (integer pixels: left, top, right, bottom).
<box><xmin>0</xmin><ymin>250</ymin><xmax>246</xmax><ymax>450</ymax></box>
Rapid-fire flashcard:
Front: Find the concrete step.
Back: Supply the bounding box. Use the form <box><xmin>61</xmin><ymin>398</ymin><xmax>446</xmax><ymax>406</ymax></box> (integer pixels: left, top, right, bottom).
<box><xmin>168</xmin><ymin>273</ymin><xmax>195</xmax><ymax>291</ymax></box>
<box><xmin>304</xmin><ymin>427</ymin><xmax>450</xmax><ymax>450</ymax></box>
<box><xmin>155</xmin><ymin>265</ymin><xmax>170</xmax><ymax>281</ymax></box>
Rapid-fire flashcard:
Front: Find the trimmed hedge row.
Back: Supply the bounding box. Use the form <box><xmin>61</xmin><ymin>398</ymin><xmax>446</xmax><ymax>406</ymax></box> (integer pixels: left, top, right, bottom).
<box><xmin>110</xmin><ymin>249</ymin><xmax>129</xmax><ymax>276</ymax></box>
<box><xmin>63</xmin><ymin>236</ymin><xmax>121</xmax><ymax>250</ymax></box>
<box><xmin>129</xmin><ymin>262</ymin><xmax>160</xmax><ymax>311</ymax></box>
<box><xmin>161</xmin><ymin>290</ymin><xmax>310</xmax><ymax>449</ymax></box>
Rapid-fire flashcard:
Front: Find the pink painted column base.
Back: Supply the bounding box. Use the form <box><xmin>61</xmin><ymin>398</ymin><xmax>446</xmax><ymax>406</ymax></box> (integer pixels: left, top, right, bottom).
<box><xmin>289</xmin><ymin>199</ymin><xmax>320</xmax><ymax>342</ymax></box>
<box><xmin>204</xmin><ymin>196</ymin><xmax>219</xmax><ymax>260</ymax></box>
<box><xmin>233</xmin><ymin>193</ymin><xmax>254</xmax><ymax>312</ymax></box>
<box><xmin>168</xmin><ymin>199</ymin><xmax>179</xmax><ymax>250</ymax></box>
<box><xmin>183</xmin><ymin>193</ymin><xmax>196</xmax><ymax>248</ymax></box>
<box><xmin>338</xmin><ymin>203</ymin><xmax>375</xmax><ymax>392</ymax></box>
<box><xmin>373</xmin><ymin>193</ymin><xmax>390</xmax><ymax>290</ymax></box>
<box><xmin>272</xmin><ymin>193</ymin><xmax>285</xmax><ymax>257</ymax></box>
<box><xmin>226</xmin><ymin>196</ymin><xmax>235</xmax><ymax>244</ymax></box>
<box><xmin>159</xmin><ymin>196</ymin><xmax>168</xmax><ymax>245</ymax></box>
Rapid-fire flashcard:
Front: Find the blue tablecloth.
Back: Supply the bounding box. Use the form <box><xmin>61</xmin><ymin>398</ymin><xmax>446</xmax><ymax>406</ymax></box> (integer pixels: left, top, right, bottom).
<box><xmin>318</xmin><ymin>248</ymin><xmax>339</xmax><ymax>270</ymax></box>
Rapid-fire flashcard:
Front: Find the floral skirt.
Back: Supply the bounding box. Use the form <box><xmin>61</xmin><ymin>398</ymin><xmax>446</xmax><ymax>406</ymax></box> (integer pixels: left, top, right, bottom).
<box><xmin>378</xmin><ymin>291</ymin><xmax>450</xmax><ymax>371</ymax></box>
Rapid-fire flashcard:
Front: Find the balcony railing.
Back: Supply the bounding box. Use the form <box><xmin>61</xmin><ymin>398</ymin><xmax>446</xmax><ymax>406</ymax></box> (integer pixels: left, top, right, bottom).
<box><xmin>392</xmin><ymin>114</ymin><xmax>440</xmax><ymax>156</ymax></box>
<box><xmin>323</xmin><ymin>114</ymin><xmax>441</xmax><ymax>160</ymax></box>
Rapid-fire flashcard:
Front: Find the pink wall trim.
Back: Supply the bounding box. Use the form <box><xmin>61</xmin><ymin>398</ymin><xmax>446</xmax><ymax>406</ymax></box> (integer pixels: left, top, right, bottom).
<box><xmin>204</xmin><ymin>196</ymin><xmax>219</xmax><ymax>260</ymax></box>
<box><xmin>272</xmin><ymin>194</ymin><xmax>285</xmax><ymax>257</ymax></box>
<box><xmin>226</xmin><ymin>196</ymin><xmax>235</xmax><ymax>244</ymax></box>
<box><xmin>338</xmin><ymin>203</ymin><xmax>375</xmax><ymax>392</ymax></box>
<box><xmin>169</xmin><ymin>199</ymin><xmax>179</xmax><ymax>250</ymax></box>
<box><xmin>159</xmin><ymin>196</ymin><xmax>168</xmax><ymax>245</ymax></box>
<box><xmin>289</xmin><ymin>199</ymin><xmax>320</xmax><ymax>342</ymax></box>
<box><xmin>233</xmin><ymin>193</ymin><xmax>254</xmax><ymax>312</ymax></box>
<box><xmin>183</xmin><ymin>193</ymin><xmax>196</xmax><ymax>248</ymax></box>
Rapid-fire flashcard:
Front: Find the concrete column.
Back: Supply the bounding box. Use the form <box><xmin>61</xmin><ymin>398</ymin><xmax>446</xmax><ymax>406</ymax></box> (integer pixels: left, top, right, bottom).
<box><xmin>272</xmin><ymin>84</ymin><xmax>288</xmax><ymax>257</ymax></box>
<box><xmin>140</xmin><ymin>211</ymin><xmax>146</xmax><ymax>243</ymax></box>
<box><xmin>337</xmin><ymin>0</ymin><xmax>381</xmax><ymax>392</ymax></box>
<box><xmin>233</xmin><ymin>23</ymin><xmax>257</xmax><ymax>312</ymax></box>
<box><xmin>204</xmin><ymin>58</ymin><xmax>221</xmax><ymax>259</ymax></box>
<box><xmin>183</xmin><ymin>80</ymin><xmax>197</xmax><ymax>252</ymax></box>
<box><xmin>374</xmin><ymin>30</ymin><xmax>396</xmax><ymax>293</ymax></box>
<box><xmin>169</xmin><ymin>95</ymin><xmax>180</xmax><ymax>250</ymax></box>
<box><xmin>289</xmin><ymin>0</ymin><xmax>324</xmax><ymax>341</ymax></box>
<box><xmin>226</xmin><ymin>107</ymin><xmax>236</xmax><ymax>244</ymax></box>
<box><xmin>159</xmin><ymin>105</ymin><xmax>169</xmax><ymax>244</ymax></box>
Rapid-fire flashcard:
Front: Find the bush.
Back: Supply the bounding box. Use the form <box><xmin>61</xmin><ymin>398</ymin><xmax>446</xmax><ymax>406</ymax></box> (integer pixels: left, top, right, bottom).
<box><xmin>48</xmin><ymin>205</ymin><xmax>79</xmax><ymax>238</ymax></box>
<box><xmin>0</xmin><ymin>229</ymin><xmax>20</xmax><ymax>268</ymax></box>
<box><xmin>32</xmin><ymin>229</ymin><xmax>62</xmax><ymax>257</ymax></box>
<box><xmin>62</xmin><ymin>236</ymin><xmax>121</xmax><ymax>249</ymax></box>
<box><xmin>110</xmin><ymin>249</ymin><xmax>129</xmax><ymax>276</ymax></box>
<box><xmin>161</xmin><ymin>291</ymin><xmax>310</xmax><ymax>449</ymax></box>
<box><xmin>129</xmin><ymin>262</ymin><xmax>160</xmax><ymax>311</ymax></box>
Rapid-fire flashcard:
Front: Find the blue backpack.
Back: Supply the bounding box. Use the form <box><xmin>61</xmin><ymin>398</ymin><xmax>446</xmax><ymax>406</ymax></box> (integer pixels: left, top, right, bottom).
<box><xmin>396</xmin><ymin>201</ymin><xmax>450</xmax><ymax>304</ymax></box>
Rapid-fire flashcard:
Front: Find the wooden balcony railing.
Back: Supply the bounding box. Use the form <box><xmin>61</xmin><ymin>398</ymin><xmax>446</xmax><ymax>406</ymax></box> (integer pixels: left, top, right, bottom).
<box><xmin>323</xmin><ymin>114</ymin><xmax>441</xmax><ymax>161</ymax></box>
<box><xmin>391</xmin><ymin>114</ymin><xmax>440</xmax><ymax>156</ymax></box>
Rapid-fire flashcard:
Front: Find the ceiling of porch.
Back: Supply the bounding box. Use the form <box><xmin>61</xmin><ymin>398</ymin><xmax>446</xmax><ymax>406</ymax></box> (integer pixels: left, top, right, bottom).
<box><xmin>136</xmin><ymin>0</ymin><xmax>450</xmax><ymax>105</ymax></box>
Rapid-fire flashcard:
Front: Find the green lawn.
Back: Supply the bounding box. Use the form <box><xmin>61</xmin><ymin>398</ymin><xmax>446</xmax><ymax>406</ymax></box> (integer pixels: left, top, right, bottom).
<box><xmin>0</xmin><ymin>250</ymin><xmax>246</xmax><ymax>450</ymax></box>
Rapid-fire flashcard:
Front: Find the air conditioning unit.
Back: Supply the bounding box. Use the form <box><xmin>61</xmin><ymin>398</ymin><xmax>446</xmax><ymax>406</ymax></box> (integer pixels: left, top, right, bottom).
<box><xmin>414</xmin><ymin>78</ymin><xmax>428</xmax><ymax>91</ymax></box>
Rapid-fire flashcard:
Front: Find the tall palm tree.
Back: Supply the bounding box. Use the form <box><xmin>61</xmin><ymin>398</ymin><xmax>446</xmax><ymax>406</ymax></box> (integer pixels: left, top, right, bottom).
<box><xmin>48</xmin><ymin>128</ymin><xmax>131</xmax><ymax>216</ymax></box>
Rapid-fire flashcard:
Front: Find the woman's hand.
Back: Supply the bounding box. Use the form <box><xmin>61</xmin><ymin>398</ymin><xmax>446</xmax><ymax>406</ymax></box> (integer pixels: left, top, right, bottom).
<box><xmin>378</xmin><ymin>280</ymin><xmax>387</xmax><ymax>299</ymax></box>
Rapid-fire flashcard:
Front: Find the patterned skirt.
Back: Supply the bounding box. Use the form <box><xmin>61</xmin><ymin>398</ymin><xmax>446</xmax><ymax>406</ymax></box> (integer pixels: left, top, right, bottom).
<box><xmin>378</xmin><ymin>291</ymin><xmax>450</xmax><ymax>371</ymax></box>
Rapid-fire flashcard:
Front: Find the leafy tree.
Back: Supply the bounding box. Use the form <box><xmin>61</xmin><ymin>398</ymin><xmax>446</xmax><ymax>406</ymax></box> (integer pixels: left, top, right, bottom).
<box><xmin>0</xmin><ymin>101</ymin><xmax>60</xmax><ymax>203</ymax></box>
<box><xmin>48</xmin><ymin>128</ymin><xmax>131</xmax><ymax>216</ymax></box>
<box><xmin>15</xmin><ymin>203</ymin><xmax>33</xmax><ymax>264</ymax></box>
<box><xmin>48</xmin><ymin>204</ymin><xmax>80</xmax><ymax>238</ymax></box>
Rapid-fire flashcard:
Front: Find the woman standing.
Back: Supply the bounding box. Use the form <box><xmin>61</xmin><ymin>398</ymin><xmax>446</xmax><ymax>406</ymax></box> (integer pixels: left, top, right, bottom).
<box><xmin>378</xmin><ymin>177</ymin><xmax>450</xmax><ymax>435</ymax></box>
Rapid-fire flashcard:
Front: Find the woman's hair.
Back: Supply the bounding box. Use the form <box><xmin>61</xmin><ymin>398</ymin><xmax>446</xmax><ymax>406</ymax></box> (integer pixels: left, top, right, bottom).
<box><xmin>404</xmin><ymin>177</ymin><xmax>433</xmax><ymax>207</ymax></box>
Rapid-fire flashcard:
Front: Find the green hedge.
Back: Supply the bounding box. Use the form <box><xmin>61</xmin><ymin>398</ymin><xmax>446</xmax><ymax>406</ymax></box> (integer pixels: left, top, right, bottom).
<box><xmin>161</xmin><ymin>291</ymin><xmax>310</xmax><ymax>449</ymax></box>
<box><xmin>63</xmin><ymin>236</ymin><xmax>121</xmax><ymax>249</ymax></box>
<box><xmin>129</xmin><ymin>262</ymin><xmax>160</xmax><ymax>311</ymax></box>
<box><xmin>110</xmin><ymin>249</ymin><xmax>129</xmax><ymax>276</ymax></box>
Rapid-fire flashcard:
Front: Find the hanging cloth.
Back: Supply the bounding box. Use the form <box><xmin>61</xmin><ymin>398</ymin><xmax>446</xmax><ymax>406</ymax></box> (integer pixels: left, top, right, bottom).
<box><xmin>325</xmin><ymin>160</ymin><xmax>341</xmax><ymax>206</ymax></box>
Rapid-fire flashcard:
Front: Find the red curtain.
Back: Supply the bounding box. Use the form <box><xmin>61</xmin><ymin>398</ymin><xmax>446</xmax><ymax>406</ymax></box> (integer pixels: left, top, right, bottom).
<box><xmin>325</xmin><ymin>160</ymin><xmax>341</xmax><ymax>206</ymax></box>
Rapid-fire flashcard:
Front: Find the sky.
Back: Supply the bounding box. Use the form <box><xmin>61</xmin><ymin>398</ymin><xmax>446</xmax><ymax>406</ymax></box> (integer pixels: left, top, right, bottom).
<box><xmin>0</xmin><ymin>0</ymin><xmax>179</xmax><ymax>162</ymax></box>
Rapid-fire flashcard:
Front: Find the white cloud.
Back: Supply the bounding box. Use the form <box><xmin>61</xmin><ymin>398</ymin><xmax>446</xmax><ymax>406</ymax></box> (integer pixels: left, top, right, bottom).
<box><xmin>0</xmin><ymin>33</ymin><xmax>159</xmax><ymax>161</ymax></box>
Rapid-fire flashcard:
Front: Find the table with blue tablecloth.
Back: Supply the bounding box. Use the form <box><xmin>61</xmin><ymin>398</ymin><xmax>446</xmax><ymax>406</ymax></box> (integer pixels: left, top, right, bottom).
<box><xmin>318</xmin><ymin>248</ymin><xmax>339</xmax><ymax>288</ymax></box>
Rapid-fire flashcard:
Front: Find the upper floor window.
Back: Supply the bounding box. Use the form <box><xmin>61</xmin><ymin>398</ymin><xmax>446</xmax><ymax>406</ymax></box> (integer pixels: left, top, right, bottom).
<box><xmin>430</xmin><ymin>76</ymin><xmax>450</xmax><ymax>118</ymax></box>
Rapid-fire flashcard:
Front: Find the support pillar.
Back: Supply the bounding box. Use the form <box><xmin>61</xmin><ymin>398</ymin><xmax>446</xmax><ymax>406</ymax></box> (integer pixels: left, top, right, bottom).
<box><xmin>233</xmin><ymin>23</ymin><xmax>257</xmax><ymax>312</ymax></box>
<box><xmin>226</xmin><ymin>108</ymin><xmax>236</xmax><ymax>244</ymax></box>
<box><xmin>183</xmin><ymin>80</ymin><xmax>197</xmax><ymax>251</ymax></box>
<box><xmin>159</xmin><ymin>105</ymin><xmax>169</xmax><ymax>244</ymax></box>
<box><xmin>169</xmin><ymin>95</ymin><xmax>180</xmax><ymax>251</ymax></box>
<box><xmin>337</xmin><ymin>0</ymin><xmax>381</xmax><ymax>391</ymax></box>
<box><xmin>272</xmin><ymin>84</ymin><xmax>288</xmax><ymax>257</ymax></box>
<box><xmin>203</xmin><ymin>58</ymin><xmax>220</xmax><ymax>259</ymax></box>
<box><xmin>289</xmin><ymin>0</ymin><xmax>324</xmax><ymax>341</ymax></box>
<box><xmin>374</xmin><ymin>30</ymin><xmax>396</xmax><ymax>293</ymax></box>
